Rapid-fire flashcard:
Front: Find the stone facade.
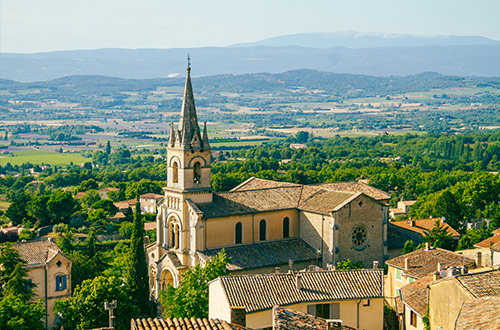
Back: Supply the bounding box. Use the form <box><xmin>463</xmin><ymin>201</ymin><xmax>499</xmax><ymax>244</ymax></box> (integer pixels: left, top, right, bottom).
<box><xmin>147</xmin><ymin>65</ymin><xmax>389</xmax><ymax>300</ymax></box>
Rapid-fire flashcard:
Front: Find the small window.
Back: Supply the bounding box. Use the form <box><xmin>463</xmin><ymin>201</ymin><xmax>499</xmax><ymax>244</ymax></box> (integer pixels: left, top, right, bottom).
<box><xmin>395</xmin><ymin>287</ymin><xmax>400</xmax><ymax>298</ymax></box>
<box><xmin>56</xmin><ymin>275</ymin><xmax>67</xmax><ymax>291</ymax></box>
<box><xmin>408</xmin><ymin>277</ymin><xmax>414</xmax><ymax>284</ymax></box>
<box><xmin>410</xmin><ymin>310</ymin><xmax>417</xmax><ymax>326</ymax></box>
<box><xmin>172</xmin><ymin>162</ymin><xmax>178</xmax><ymax>183</ymax></box>
<box><xmin>56</xmin><ymin>260</ymin><xmax>62</xmax><ymax>267</ymax></box>
<box><xmin>395</xmin><ymin>268</ymin><xmax>402</xmax><ymax>281</ymax></box>
<box><xmin>235</xmin><ymin>222</ymin><xmax>242</xmax><ymax>244</ymax></box>
<box><xmin>316</xmin><ymin>303</ymin><xmax>330</xmax><ymax>319</ymax></box>
<box><xmin>283</xmin><ymin>217</ymin><xmax>290</xmax><ymax>238</ymax></box>
<box><xmin>259</xmin><ymin>219</ymin><xmax>266</xmax><ymax>241</ymax></box>
<box><xmin>363</xmin><ymin>299</ymin><xmax>370</xmax><ymax>307</ymax></box>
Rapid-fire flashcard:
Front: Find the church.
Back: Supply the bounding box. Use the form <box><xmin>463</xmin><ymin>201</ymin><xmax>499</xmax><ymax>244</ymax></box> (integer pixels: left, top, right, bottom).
<box><xmin>146</xmin><ymin>64</ymin><xmax>391</xmax><ymax>299</ymax></box>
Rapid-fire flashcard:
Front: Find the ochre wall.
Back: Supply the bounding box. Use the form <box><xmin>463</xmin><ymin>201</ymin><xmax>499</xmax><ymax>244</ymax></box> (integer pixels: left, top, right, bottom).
<box><xmin>428</xmin><ymin>279</ymin><xmax>470</xmax><ymax>330</ymax></box>
<box><xmin>204</xmin><ymin>209</ymin><xmax>298</xmax><ymax>249</ymax></box>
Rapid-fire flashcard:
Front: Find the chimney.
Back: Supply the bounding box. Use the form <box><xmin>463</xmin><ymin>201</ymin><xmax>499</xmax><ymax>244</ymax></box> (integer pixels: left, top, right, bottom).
<box><xmin>433</xmin><ymin>271</ymin><xmax>441</xmax><ymax>281</ymax></box>
<box><xmin>295</xmin><ymin>273</ymin><xmax>302</xmax><ymax>291</ymax></box>
<box><xmin>410</xmin><ymin>220</ymin><xmax>415</xmax><ymax>227</ymax></box>
<box><xmin>230</xmin><ymin>307</ymin><xmax>246</xmax><ymax>327</ymax></box>
<box><xmin>373</xmin><ymin>261</ymin><xmax>379</xmax><ymax>269</ymax></box>
<box><xmin>447</xmin><ymin>267</ymin><xmax>455</xmax><ymax>277</ymax></box>
<box><xmin>461</xmin><ymin>266</ymin><xmax>468</xmax><ymax>275</ymax></box>
<box><xmin>275</xmin><ymin>267</ymin><xmax>280</xmax><ymax>274</ymax></box>
<box><xmin>425</xmin><ymin>242</ymin><xmax>430</xmax><ymax>251</ymax></box>
<box><xmin>437</xmin><ymin>263</ymin><xmax>443</xmax><ymax>272</ymax></box>
<box><xmin>404</xmin><ymin>258</ymin><xmax>410</xmax><ymax>270</ymax></box>
<box><xmin>476</xmin><ymin>251</ymin><xmax>482</xmax><ymax>267</ymax></box>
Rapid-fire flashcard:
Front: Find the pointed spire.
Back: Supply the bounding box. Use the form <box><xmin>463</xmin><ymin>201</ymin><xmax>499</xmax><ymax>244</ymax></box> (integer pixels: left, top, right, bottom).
<box><xmin>202</xmin><ymin>122</ymin><xmax>211</xmax><ymax>150</ymax></box>
<box><xmin>169</xmin><ymin>122</ymin><xmax>176</xmax><ymax>147</ymax></box>
<box><xmin>177</xmin><ymin>58</ymin><xmax>202</xmax><ymax>150</ymax></box>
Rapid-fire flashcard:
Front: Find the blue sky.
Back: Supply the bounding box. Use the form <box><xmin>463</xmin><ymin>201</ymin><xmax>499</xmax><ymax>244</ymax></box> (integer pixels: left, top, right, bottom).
<box><xmin>2</xmin><ymin>0</ymin><xmax>500</xmax><ymax>53</ymax></box>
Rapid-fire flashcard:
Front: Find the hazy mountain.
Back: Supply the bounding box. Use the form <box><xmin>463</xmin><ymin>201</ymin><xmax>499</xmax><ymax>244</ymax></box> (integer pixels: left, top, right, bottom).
<box><xmin>2</xmin><ymin>44</ymin><xmax>500</xmax><ymax>82</ymax></box>
<box><xmin>232</xmin><ymin>31</ymin><xmax>500</xmax><ymax>49</ymax></box>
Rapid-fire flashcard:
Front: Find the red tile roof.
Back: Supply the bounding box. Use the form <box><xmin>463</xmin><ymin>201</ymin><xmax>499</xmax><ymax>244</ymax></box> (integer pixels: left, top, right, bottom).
<box><xmin>144</xmin><ymin>222</ymin><xmax>156</xmax><ymax>231</ymax></box>
<box><xmin>140</xmin><ymin>193</ymin><xmax>164</xmax><ymax>199</ymax></box>
<box><xmin>390</xmin><ymin>218</ymin><xmax>460</xmax><ymax>238</ymax></box>
<box><xmin>386</xmin><ymin>247</ymin><xmax>475</xmax><ymax>279</ymax></box>
<box><xmin>475</xmin><ymin>233</ymin><xmax>500</xmax><ymax>248</ymax></box>
<box><xmin>131</xmin><ymin>318</ymin><xmax>246</xmax><ymax>330</ymax></box>
<box><xmin>455</xmin><ymin>297</ymin><xmax>500</xmax><ymax>330</ymax></box>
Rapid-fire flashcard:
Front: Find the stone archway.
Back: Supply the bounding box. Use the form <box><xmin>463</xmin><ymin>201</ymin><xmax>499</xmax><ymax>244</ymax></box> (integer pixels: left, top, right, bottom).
<box><xmin>160</xmin><ymin>269</ymin><xmax>175</xmax><ymax>290</ymax></box>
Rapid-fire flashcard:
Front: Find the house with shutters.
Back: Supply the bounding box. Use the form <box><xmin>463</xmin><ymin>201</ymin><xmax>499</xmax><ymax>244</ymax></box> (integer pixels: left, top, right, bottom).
<box><xmin>13</xmin><ymin>238</ymin><xmax>72</xmax><ymax>329</ymax></box>
<box><xmin>146</xmin><ymin>62</ymin><xmax>391</xmax><ymax>300</ymax></box>
<box><xmin>208</xmin><ymin>269</ymin><xmax>384</xmax><ymax>330</ymax></box>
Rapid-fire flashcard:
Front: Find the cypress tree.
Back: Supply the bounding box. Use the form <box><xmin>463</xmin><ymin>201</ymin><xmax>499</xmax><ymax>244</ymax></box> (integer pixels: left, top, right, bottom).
<box><xmin>127</xmin><ymin>195</ymin><xmax>150</xmax><ymax>315</ymax></box>
<box><xmin>105</xmin><ymin>141</ymin><xmax>111</xmax><ymax>154</ymax></box>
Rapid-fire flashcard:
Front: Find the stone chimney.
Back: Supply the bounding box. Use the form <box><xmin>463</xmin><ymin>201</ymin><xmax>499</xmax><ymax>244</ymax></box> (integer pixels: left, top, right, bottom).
<box><xmin>230</xmin><ymin>307</ymin><xmax>246</xmax><ymax>327</ymax></box>
<box><xmin>425</xmin><ymin>242</ymin><xmax>431</xmax><ymax>251</ymax></box>
<box><xmin>404</xmin><ymin>258</ymin><xmax>410</xmax><ymax>270</ymax></box>
<box><xmin>437</xmin><ymin>263</ymin><xmax>443</xmax><ymax>272</ymax></box>
<box><xmin>295</xmin><ymin>273</ymin><xmax>302</xmax><ymax>291</ymax></box>
<box><xmin>373</xmin><ymin>261</ymin><xmax>379</xmax><ymax>269</ymax></box>
<box><xmin>410</xmin><ymin>220</ymin><xmax>415</xmax><ymax>227</ymax></box>
<box><xmin>433</xmin><ymin>271</ymin><xmax>441</xmax><ymax>281</ymax></box>
<box><xmin>476</xmin><ymin>251</ymin><xmax>482</xmax><ymax>267</ymax></box>
<box><xmin>461</xmin><ymin>266</ymin><xmax>468</xmax><ymax>275</ymax></box>
<box><xmin>275</xmin><ymin>267</ymin><xmax>280</xmax><ymax>274</ymax></box>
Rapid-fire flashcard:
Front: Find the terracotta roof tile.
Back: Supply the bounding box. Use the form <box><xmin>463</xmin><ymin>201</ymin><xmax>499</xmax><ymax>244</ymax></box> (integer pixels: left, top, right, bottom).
<box><xmin>215</xmin><ymin>269</ymin><xmax>383</xmax><ymax>313</ymax></box>
<box><xmin>198</xmin><ymin>239</ymin><xmax>318</xmax><ymax>272</ymax></box>
<box><xmin>13</xmin><ymin>238</ymin><xmax>65</xmax><ymax>266</ymax></box>
<box><xmin>475</xmin><ymin>233</ymin><xmax>500</xmax><ymax>248</ymax></box>
<box><xmin>144</xmin><ymin>222</ymin><xmax>156</xmax><ymax>231</ymax></box>
<box><xmin>131</xmin><ymin>318</ymin><xmax>246</xmax><ymax>330</ymax></box>
<box><xmin>455</xmin><ymin>269</ymin><xmax>500</xmax><ymax>298</ymax></box>
<box><xmin>400</xmin><ymin>275</ymin><xmax>434</xmax><ymax>317</ymax></box>
<box><xmin>140</xmin><ymin>193</ymin><xmax>164</xmax><ymax>199</ymax></box>
<box><xmin>386</xmin><ymin>247</ymin><xmax>475</xmax><ymax>279</ymax></box>
<box><xmin>390</xmin><ymin>218</ymin><xmax>460</xmax><ymax>238</ymax></box>
<box><xmin>455</xmin><ymin>297</ymin><xmax>500</xmax><ymax>330</ymax></box>
<box><xmin>98</xmin><ymin>187</ymin><xmax>119</xmax><ymax>192</ymax></box>
<box><xmin>231</xmin><ymin>177</ymin><xmax>391</xmax><ymax>201</ymax></box>
<box><xmin>273</xmin><ymin>306</ymin><xmax>357</xmax><ymax>330</ymax></box>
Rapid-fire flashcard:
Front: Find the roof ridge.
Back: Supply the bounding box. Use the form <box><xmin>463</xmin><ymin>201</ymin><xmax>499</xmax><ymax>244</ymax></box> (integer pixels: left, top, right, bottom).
<box><xmin>219</xmin><ymin>185</ymin><xmax>303</xmax><ymax>195</ymax></box>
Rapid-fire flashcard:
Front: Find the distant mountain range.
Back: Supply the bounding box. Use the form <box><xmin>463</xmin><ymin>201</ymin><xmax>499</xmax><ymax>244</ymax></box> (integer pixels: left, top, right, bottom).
<box><xmin>232</xmin><ymin>30</ymin><xmax>500</xmax><ymax>48</ymax></box>
<box><xmin>2</xmin><ymin>31</ymin><xmax>500</xmax><ymax>82</ymax></box>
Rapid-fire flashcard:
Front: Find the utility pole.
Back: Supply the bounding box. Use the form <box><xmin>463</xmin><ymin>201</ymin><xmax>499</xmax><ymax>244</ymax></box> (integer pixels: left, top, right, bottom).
<box><xmin>104</xmin><ymin>300</ymin><xmax>117</xmax><ymax>329</ymax></box>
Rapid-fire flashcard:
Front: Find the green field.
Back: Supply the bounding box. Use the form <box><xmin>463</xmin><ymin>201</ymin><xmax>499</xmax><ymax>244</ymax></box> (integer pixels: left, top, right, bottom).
<box><xmin>0</xmin><ymin>149</ymin><xmax>90</xmax><ymax>166</ymax></box>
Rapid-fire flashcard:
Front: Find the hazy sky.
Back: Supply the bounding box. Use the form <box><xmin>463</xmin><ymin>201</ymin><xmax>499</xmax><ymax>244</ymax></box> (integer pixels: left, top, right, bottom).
<box><xmin>2</xmin><ymin>0</ymin><xmax>500</xmax><ymax>53</ymax></box>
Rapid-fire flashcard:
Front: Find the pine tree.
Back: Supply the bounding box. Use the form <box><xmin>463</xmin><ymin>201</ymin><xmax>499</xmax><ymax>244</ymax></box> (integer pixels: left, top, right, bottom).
<box><xmin>127</xmin><ymin>195</ymin><xmax>150</xmax><ymax>315</ymax></box>
<box><xmin>105</xmin><ymin>141</ymin><xmax>111</xmax><ymax>154</ymax></box>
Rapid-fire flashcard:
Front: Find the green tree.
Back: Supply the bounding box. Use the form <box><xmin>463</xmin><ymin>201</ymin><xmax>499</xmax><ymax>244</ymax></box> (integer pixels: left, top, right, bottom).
<box><xmin>423</xmin><ymin>220</ymin><xmax>455</xmax><ymax>250</ymax></box>
<box><xmin>336</xmin><ymin>259</ymin><xmax>364</xmax><ymax>270</ymax></box>
<box><xmin>26</xmin><ymin>195</ymin><xmax>51</xmax><ymax>226</ymax></box>
<box><xmin>403</xmin><ymin>240</ymin><xmax>415</xmax><ymax>254</ymax></box>
<box><xmin>80</xmin><ymin>189</ymin><xmax>100</xmax><ymax>209</ymax></box>
<box><xmin>69</xmin><ymin>231</ymin><xmax>107</xmax><ymax>289</ymax></box>
<box><xmin>91</xmin><ymin>199</ymin><xmax>118</xmax><ymax>214</ymax></box>
<box><xmin>77</xmin><ymin>179</ymin><xmax>99</xmax><ymax>192</ymax></box>
<box><xmin>0</xmin><ymin>244</ymin><xmax>24</xmax><ymax>289</ymax></box>
<box><xmin>160</xmin><ymin>250</ymin><xmax>229</xmax><ymax>318</ymax></box>
<box><xmin>47</xmin><ymin>190</ymin><xmax>78</xmax><ymax>223</ymax></box>
<box><xmin>0</xmin><ymin>293</ymin><xmax>45</xmax><ymax>330</ymax></box>
<box><xmin>127</xmin><ymin>197</ymin><xmax>150</xmax><ymax>315</ymax></box>
<box><xmin>106</xmin><ymin>141</ymin><xmax>111</xmax><ymax>155</ymax></box>
<box><xmin>54</xmin><ymin>276</ymin><xmax>140</xmax><ymax>330</ymax></box>
<box><xmin>5</xmin><ymin>193</ymin><xmax>30</xmax><ymax>225</ymax></box>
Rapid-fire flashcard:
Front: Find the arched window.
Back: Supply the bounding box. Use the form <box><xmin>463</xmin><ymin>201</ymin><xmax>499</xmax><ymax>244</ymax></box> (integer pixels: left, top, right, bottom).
<box><xmin>173</xmin><ymin>162</ymin><xmax>178</xmax><ymax>183</ymax></box>
<box><xmin>235</xmin><ymin>222</ymin><xmax>242</xmax><ymax>244</ymax></box>
<box><xmin>193</xmin><ymin>162</ymin><xmax>201</xmax><ymax>183</ymax></box>
<box><xmin>283</xmin><ymin>217</ymin><xmax>290</xmax><ymax>238</ymax></box>
<box><xmin>259</xmin><ymin>219</ymin><xmax>266</xmax><ymax>241</ymax></box>
<box><xmin>168</xmin><ymin>220</ymin><xmax>180</xmax><ymax>249</ymax></box>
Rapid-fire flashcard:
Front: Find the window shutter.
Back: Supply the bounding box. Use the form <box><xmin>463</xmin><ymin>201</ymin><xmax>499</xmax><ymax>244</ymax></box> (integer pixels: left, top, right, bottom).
<box><xmin>56</xmin><ymin>276</ymin><xmax>60</xmax><ymax>291</ymax></box>
<box><xmin>330</xmin><ymin>303</ymin><xmax>340</xmax><ymax>319</ymax></box>
<box><xmin>62</xmin><ymin>275</ymin><xmax>67</xmax><ymax>290</ymax></box>
<box><xmin>307</xmin><ymin>304</ymin><xmax>316</xmax><ymax>315</ymax></box>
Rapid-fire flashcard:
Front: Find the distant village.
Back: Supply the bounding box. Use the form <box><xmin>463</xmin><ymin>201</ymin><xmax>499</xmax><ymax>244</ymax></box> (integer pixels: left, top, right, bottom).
<box><xmin>1</xmin><ymin>65</ymin><xmax>500</xmax><ymax>330</ymax></box>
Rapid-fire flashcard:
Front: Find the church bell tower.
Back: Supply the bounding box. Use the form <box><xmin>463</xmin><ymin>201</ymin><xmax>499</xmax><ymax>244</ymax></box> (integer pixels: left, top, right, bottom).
<box><xmin>166</xmin><ymin>59</ymin><xmax>212</xmax><ymax>203</ymax></box>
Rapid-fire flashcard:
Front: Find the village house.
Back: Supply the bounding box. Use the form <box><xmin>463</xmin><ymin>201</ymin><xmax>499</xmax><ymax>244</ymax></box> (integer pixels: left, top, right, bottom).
<box><xmin>146</xmin><ymin>64</ymin><xmax>391</xmax><ymax>299</ymax></box>
<box><xmin>140</xmin><ymin>193</ymin><xmax>164</xmax><ymax>213</ymax></box>
<box><xmin>387</xmin><ymin>218</ymin><xmax>460</xmax><ymax>257</ymax></box>
<box><xmin>453</xmin><ymin>296</ymin><xmax>500</xmax><ymax>329</ymax></box>
<box><xmin>384</xmin><ymin>244</ymin><xmax>475</xmax><ymax>311</ymax></box>
<box><xmin>389</xmin><ymin>200</ymin><xmax>416</xmax><ymax>219</ymax></box>
<box><xmin>492</xmin><ymin>241</ymin><xmax>500</xmax><ymax>266</ymax></box>
<box><xmin>272</xmin><ymin>306</ymin><xmax>358</xmax><ymax>330</ymax></box>
<box><xmin>13</xmin><ymin>238</ymin><xmax>72</xmax><ymax>329</ymax></box>
<box><xmin>428</xmin><ymin>268</ymin><xmax>500</xmax><ymax>330</ymax></box>
<box><xmin>474</xmin><ymin>227</ymin><xmax>500</xmax><ymax>249</ymax></box>
<box><xmin>97</xmin><ymin>187</ymin><xmax>119</xmax><ymax>199</ymax></box>
<box><xmin>208</xmin><ymin>269</ymin><xmax>384</xmax><ymax>330</ymax></box>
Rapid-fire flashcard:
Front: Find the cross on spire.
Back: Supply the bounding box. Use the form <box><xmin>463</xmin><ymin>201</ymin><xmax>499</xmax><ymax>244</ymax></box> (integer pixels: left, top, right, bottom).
<box><xmin>187</xmin><ymin>54</ymin><xmax>191</xmax><ymax>69</ymax></box>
